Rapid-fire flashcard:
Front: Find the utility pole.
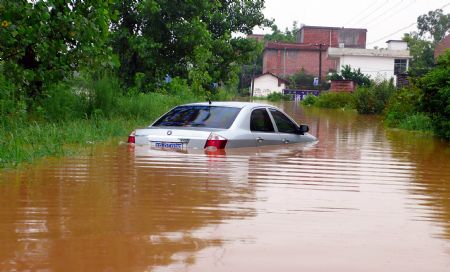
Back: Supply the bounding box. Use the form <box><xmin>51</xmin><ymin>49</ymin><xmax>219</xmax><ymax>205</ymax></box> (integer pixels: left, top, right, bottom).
<box><xmin>317</xmin><ymin>43</ymin><xmax>323</xmax><ymax>86</ymax></box>
<box><xmin>251</xmin><ymin>61</ymin><xmax>256</xmax><ymax>97</ymax></box>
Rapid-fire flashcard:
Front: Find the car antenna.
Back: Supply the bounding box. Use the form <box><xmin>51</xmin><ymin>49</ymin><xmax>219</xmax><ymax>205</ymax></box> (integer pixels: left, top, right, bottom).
<box><xmin>205</xmin><ymin>89</ymin><xmax>212</xmax><ymax>105</ymax></box>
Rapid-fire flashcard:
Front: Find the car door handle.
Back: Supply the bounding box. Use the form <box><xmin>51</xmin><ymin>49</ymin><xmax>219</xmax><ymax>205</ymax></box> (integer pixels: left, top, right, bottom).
<box><xmin>256</xmin><ymin>137</ymin><xmax>264</xmax><ymax>143</ymax></box>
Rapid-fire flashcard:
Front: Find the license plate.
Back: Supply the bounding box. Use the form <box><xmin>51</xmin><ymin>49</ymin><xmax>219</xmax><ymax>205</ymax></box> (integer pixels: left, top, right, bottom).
<box><xmin>152</xmin><ymin>141</ymin><xmax>185</xmax><ymax>150</ymax></box>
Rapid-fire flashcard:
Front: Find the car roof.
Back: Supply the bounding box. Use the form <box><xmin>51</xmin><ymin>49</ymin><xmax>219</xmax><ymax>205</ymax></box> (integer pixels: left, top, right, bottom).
<box><xmin>183</xmin><ymin>101</ymin><xmax>274</xmax><ymax>109</ymax></box>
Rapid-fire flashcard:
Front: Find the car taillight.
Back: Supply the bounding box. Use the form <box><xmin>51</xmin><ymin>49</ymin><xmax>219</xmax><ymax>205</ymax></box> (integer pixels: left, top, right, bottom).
<box><xmin>204</xmin><ymin>133</ymin><xmax>227</xmax><ymax>149</ymax></box>
<box><xmin>127</xmin><ymin>130</ymin><xmax>136</xmax><ymax>144</ymax></box>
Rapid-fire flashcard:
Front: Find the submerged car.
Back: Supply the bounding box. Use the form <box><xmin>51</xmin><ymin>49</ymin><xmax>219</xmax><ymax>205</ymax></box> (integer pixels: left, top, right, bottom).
<box><xmin>127</xmin><ymin>101</ymin><xmax>317</xmax><ymax>149</ymax></box>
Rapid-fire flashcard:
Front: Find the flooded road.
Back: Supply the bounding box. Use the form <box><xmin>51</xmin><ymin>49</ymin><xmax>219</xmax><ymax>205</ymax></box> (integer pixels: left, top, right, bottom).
<box><xmin>1</xmin><ymin>102</ymin><xmax>449</xmax><ymax>271</ymax></box>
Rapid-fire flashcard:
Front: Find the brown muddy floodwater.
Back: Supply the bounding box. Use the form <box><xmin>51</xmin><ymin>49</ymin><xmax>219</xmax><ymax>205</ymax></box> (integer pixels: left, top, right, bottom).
<box><xmin>1</xmin><ymin>102</ymin><xmax>450</xmax><ymax>272</ymax></box>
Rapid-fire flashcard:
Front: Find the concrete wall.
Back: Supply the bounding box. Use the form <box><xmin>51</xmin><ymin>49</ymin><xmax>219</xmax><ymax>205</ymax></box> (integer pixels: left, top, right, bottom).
<box><xmin>251</xmin><ymin>74</ymin><xmax>286</xmax><ymax>97</ymax></box>
<box><xmin>263</xmin><ymin>49</ymin><xmax>338</xmax><ymax>78</ymax></box>
<box><xmin>337</xmin><ymin>55</ymin><xmax>398</xmax><ymax>82</ymax></box>
<box><xmin>387</xmin><ymin>40</ymin><xmax>408</xmax><ymax>50</ymax></box>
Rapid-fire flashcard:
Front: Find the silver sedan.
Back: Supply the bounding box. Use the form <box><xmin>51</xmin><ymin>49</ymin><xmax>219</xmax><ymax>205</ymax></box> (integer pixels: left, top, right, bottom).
<box><xmin>127</xmin><ymin>101</ymin><xmax>317</xmax><ymax>150</ymax></box>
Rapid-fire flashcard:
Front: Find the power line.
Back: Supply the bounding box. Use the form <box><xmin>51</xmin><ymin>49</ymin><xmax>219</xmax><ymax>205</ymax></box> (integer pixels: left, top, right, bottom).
<box><xmin>352</xmin><ymin>0</ymin><xmax>389</xmax><ymax>27</ymax></box>
<box><xmin>366</xmin><ymin>22</ymin><xmax>416</xmax><ymax>45</ymax></box>
<box><xmin>366</xmin><ymin>2</ymin><xmax>450</xmax><ymax>46</ymax></box>
<box><xmin>343</xmin><ymin>1</ymin><xmax>380</xmax><ymax>27</ymax></box>
<box><xmin>364</xmin><ymin>0</ymin><xmax>414</xmax><ymax>28</ymax></box>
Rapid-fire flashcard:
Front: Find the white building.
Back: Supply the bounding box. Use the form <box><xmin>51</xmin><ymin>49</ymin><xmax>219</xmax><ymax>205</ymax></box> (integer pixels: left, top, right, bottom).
<box><xmin>250</xmin><ymin>73</ymin><xmax>288</xmax><ymax>97</ymax></box>
<box><xmin>327</xmin><ymin>40</ymin><xmax>411</xmax><ymax>83</ymax></box>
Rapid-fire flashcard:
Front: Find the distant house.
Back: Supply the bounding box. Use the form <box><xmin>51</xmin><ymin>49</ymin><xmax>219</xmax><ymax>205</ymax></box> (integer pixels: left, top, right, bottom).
<box><xmin>250</xmin><ymin>73</ymin><xmax>289</xmax><ymax>97</ymax></box>
<box><xmin>247</xmin><ymin>34</ymin><xmax>265</xmax><ymax>42</ymax></box>
<box><xmin>262</xmin><ymin>25</ymin><xmax>367</xmax><ymax>79</ymax></box>
<box><xmin>327</xmin><ymin>40</ymin><xmax>411</xmax><ymax>83</ymax></box>
<box><xmin>434</xmin><ymin>35</ymin><xmax>450</xmax><ymax>60</ymax></box>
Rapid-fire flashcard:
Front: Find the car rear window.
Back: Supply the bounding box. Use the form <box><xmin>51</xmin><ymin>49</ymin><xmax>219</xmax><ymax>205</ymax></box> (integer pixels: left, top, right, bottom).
<box><xmin>152</xmin><ymin>105</ymin><xmax>241</xmax><ymax>129</ymax></box>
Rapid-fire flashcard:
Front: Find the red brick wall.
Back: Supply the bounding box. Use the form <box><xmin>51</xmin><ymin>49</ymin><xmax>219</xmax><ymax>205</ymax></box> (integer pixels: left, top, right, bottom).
<box><xmin>302</xmin><ymin>28</ymin><xmax>337</xmax><ymax>46</ymax></box>
<box><xmin>263</xmin><ymin>48</ymin><xmax>338</xmax><ymax>77</ymax></box>
<box><xmin>299</xmin><ymin>27</ymin><xmax>366</xmax><ymax>48</ymax></box>
<box><xmin>435</xmin><ymin>35</ymin><xmax>450</xmax><ymax>60</ymax></box>
<box><xmin>330</xmin><ymin>80</ymin><xmax>355</xmax><ymax>92</ymax></box>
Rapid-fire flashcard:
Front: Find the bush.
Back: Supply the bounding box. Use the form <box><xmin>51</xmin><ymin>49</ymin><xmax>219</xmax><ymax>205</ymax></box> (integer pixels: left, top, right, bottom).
<box><xmin>314</xmin><ymin>92</ymin><xmax>354</xmax><ymax>109</ymax></box>
<box><xmin>329</xmin><ymin>65</ymin><xmax>372</xmax><ymax>87</ymax></box>
<box><xmin>398</xmin><ymin>113</ymin><xmax>434</xmax><ymax>132</ymax></box>
<box><xmin>419</xmin><ymin>51</ymin><xmax>450</xmax><ymax>139</ymax></box>
<box><xmin>385</xmin><ymin>86</ymin><xmax>424</xmax><ymax>127</ymax></box>
<box><xmin>301</xmin><ymin>95</ymin><xmax>318</xmax><ymax>106</ymax></box>
<box><xmin>354</xmin><ymin>80</ymin><xmax>395</xmax><ymax>114</ymax></box>
<box><xmin>0</xmin><ymin>73</ymin><xmax>27</xmax><ymax>126</ymax></box>
<box><xmin>289</xmin><ymin>69</ymin><xmax>315</xmax><ymax>88</ymax></box>
<box><xmin>267</xmin><ymin>92</ymin><xmax>292</xmax><ymax>101</ymax></box>
<box><xmin>38</xmin><ymin>82</ymin><xmax>87</xmax><ymax>122</ymax></box>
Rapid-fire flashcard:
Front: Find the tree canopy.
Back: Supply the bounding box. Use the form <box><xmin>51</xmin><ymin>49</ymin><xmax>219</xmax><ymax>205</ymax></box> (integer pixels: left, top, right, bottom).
<box><xmin>0</xmin><ymin>0</ymin><xmax>112</xmax><ymax>97</ymax></box>
<box><xmin>403</xmin><ymin>9</ymin><xmax>450</xmax><ymax>77</ymax></box>
<box><xmin>263</xmin><ymin>21</ymin><xmax>299</xmax><ymax>43</ymax></box>
<box><xmin>0</xmin><ymin>0</ymin><xmax>269</xmax><ymax>97</ymax></box>
<box><xmin>417</xmin><ymin>8</ymin><xmax>450</xmax><ymax>44</ymax></box>
<box><xmin>110</xmin><ymin>0</ymin><xmax>269</xmax><ymax>91</ymax></box>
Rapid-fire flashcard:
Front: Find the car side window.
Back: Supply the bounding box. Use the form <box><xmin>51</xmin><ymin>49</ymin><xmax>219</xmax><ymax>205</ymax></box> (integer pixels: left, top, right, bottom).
<box><xmin>250</xmin><ymin>108</ymin><xmax>274</xmax><ymax>132</ymax></box>
<box><xmin>269</xmin><ymin>109</ymin><xmax>298</xmax><ymax>133</ymax></box>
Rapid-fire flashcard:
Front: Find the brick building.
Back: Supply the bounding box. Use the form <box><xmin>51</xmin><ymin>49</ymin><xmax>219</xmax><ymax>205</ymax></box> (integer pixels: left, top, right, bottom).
<box><xmin>296</xmin><ymin>26</ymin><xmax>367</xmax><ymax>48</ymax></box>
<box><xmin>263</xmin><ymin>42</ymin><xmax>336</xmax><ymax>78</ymax></box>
<box><xmin>262</xmin><ymin>25</ymin><xmax>367</xmax><ymax>81</ymax></box>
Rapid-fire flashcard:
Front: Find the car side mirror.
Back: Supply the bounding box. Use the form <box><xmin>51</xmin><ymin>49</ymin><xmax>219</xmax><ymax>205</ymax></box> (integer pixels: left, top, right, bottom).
<box><xmin>298</xmin><ymin>124</ymin><xmax>309</xmax><ymax>135</ymax></box>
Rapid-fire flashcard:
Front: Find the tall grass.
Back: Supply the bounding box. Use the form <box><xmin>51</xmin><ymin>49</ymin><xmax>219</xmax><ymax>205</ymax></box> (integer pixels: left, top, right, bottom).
<box><xmin>301</xmin><ymin>91</ymin><xmax>354</xmax><ymax>109</ymax></box>
<box><xmin>0</xmin><ymin>73</ymin><xmax>212</xmax><ymax>168</ymax></box>
<box><xmin>397</xmin><ymin>113</ymin><xmax>434</xmax><ymax>133</ymax></box>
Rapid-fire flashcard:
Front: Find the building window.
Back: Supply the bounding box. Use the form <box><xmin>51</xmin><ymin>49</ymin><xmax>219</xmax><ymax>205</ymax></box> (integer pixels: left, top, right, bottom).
<box><xmin>394</xmin><ymin>59</ymin><xmax>407</xmax><ymax>75</ymax></box>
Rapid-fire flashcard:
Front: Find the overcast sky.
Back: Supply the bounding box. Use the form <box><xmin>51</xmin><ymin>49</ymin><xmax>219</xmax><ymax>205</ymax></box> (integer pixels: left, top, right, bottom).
<box><xmin>254</xmin><ymin>0</ymin><xmax>450</xmax><ymax>48</ymax></box>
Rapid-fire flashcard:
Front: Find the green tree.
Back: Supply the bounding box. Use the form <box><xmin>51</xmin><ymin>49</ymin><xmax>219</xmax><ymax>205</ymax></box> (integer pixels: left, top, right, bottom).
<box><xmin>0</xmin><ymin>0</ymin><xmax>112</xmax><ymax>99</ymax></box>
<box><xmin>419</xmin><ymin>51</ymin><xmax>450</xmax><ymax>139</ymax></box>
<box><xmin>289</xmin><ymin>69</ymin><xmax>315</xmax><ymax>88</ymax></box>
<box><xmin>110</xmin><ymin>0</ymin><xmax>268</xmax><ymax>91</ymax></box>
<box><xmin>329</xmin><ymin>65</ymin><xmax>371</xmax><ymax>87</ymax></box>
<box><xmin>263</xmin><ymin>21</ymin><xmax>299</xmax><ymax>43</ymax></box>
<box><xmin>402</xmin><ymin>33</ymin><xmax>435</xmax><ymax>77</ymax></box>
<box><xmin>417</xmin><ymin>9</ymin><xmax>450</xmax><ymax>44</ymax></box>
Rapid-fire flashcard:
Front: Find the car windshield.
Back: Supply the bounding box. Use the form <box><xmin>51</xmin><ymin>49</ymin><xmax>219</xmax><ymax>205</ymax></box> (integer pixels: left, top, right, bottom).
<box><xmin>152</xmin><ymin>105</ymin><xmax>241</xmax><ymax>129</ymax></box>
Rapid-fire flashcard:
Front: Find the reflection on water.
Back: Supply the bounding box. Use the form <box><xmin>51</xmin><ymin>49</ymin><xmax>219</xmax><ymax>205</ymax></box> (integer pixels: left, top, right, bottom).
<box><xmin>0</xmin><ymin>102</ymin><xmax>449</xmax><ymax>271</ymax></box>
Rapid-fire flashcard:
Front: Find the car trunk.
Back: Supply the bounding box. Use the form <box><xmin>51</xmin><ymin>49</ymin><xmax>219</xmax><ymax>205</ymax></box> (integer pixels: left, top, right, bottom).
<box><xmin>134</xmin><ymin>127</ymin><xmax>224</xmax><ymax>148</ymax></box>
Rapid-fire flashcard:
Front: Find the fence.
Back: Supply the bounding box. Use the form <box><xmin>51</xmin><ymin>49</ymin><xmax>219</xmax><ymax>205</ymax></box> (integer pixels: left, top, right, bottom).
<box><xmin>283</xmin><ymin>89</ymin><xmax>320</xmax><ymax>101</ymax></box>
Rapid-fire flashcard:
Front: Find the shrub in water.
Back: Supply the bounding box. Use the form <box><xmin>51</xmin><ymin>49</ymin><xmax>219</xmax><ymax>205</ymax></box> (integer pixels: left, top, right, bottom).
<box><xmin>314</xmin><ymin>92</ymin><xmax>354</xmax><ymax>109</ymax></box>
<box><xmin>267</xmin><ymin>92</ymin><xmax>292</xmax><ymax>101</ymax></box>
<box><xmin>301</xmin><ymin>95</ymin><xmax>318</xmax><ymax>106</ymax></box>
<box><xmin>354</xmin><ymin>80</ymin><xmax>395</xmax><ymax>114</ymax></box>
<box><xmin>385</xmin><ymin>86</ymin><xmax>423</xmax><ymax>127</ymax></box>
<box><xmin>398</xmin><ymin>113</ymin><xmax>434</xmax><ymax>132</ymax></box>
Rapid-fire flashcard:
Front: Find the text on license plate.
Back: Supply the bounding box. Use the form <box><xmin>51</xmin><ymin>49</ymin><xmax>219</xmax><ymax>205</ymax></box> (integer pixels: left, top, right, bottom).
<box><xmin>152</xmin><ymin>142</ymin><xmax>184</xmax><ymax>150</ymax></box>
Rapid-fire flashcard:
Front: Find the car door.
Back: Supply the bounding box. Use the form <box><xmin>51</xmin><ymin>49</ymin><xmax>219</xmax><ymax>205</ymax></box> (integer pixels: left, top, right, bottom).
<box><xmin>268</xmin><ymin>108</ymin><xmax>302</xmax><ymax>144</ymax></box>
<box><xmin>250</xmin><ymin>108</ymin><xmax>281</xmax><ymax>146</ymax></box>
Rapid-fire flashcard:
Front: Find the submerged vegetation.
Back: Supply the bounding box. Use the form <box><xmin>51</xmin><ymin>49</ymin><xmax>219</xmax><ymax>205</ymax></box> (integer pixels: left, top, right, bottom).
<box><xmin>302</xmin><ymin>51</ymin><xmax>450</xmax><ymax>138</ymax></box>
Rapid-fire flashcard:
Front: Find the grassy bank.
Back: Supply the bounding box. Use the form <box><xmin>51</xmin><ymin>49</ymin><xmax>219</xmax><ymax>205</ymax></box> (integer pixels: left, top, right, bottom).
<box><xmin>0</xmin><ymin>73</ymin><xmax>235</xmax><ymax>168</ymax></box>
<box><xmin>0</xmin><ymin>93</ymin><xmax>200</xmax><ymax>168</ymax></box>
